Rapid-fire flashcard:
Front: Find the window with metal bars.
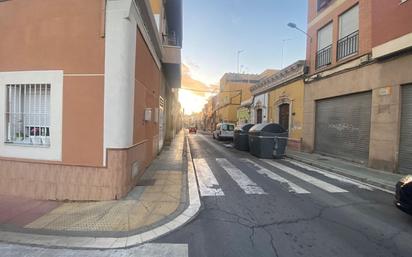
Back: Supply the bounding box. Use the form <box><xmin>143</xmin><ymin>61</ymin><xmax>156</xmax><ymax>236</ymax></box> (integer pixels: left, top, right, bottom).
<box><xmin>5</xmin><ymin>84</ymin><xmax>51</xmax><ymax>146</ymax></box>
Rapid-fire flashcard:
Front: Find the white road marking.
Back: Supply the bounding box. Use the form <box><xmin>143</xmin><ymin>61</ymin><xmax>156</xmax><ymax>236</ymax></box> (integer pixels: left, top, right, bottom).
<box><xmin>216</xmin><ymin>158</ymin><xmax>267</xmax><ymax>195</ymax></box>
<box><xmin>0</xmin><ymin>242</ymin><xmax>188</xmax><ymax>257</ymax></box>
<box><xmin>194</xmin><ymin>158</ymin><xmax>224</xmax><ymax>196</ymax></box>
<box><xmin>240</xmin><ymin>159</ymin><xmax>310</xmax><ymax>194</ymax></box>
<box><xmin>263</xmin><ymin>160</ymin><xmax>348</xmax><ymax>193</ymax></box>
<box><xmin>285</xmin><ymin>159</ymin><xmax>374</xmax><ymax>191</ymax></box>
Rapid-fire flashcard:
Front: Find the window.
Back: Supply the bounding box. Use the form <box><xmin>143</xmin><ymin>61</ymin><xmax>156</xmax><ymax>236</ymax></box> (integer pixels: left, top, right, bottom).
<box><xmin>316</xmin><ymin>23</ymin><xmax>333</xmax><ymax>68</ymax></box>
<box><xmin>317</xmin><ymin>0</ymin><xmax>332</xmax><ymax>11</ymax></box>
<box><xmin>337</xmin><ymin>5</ymin><xmax>359</xmax><ymax>60</ymax></box>
<box><xmin>222</xmin><ymin>124</ymin><xmax>234</xmax><ymax>131</ymax></box>
<box><xmin>5</xmin><ymin>84</ymin><xmax>51</xmax><ymax>146</ymax></box>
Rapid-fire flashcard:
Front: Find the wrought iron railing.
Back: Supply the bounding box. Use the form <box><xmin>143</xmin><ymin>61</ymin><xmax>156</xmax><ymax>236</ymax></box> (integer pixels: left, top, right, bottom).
<box><xmin>162</xmin><ymin>31</ymin><xmax>180</xmax><ymax>47</ymax></box>
<box><xmin>316</xmin><ymin>44</ymin><xmax>332</xmax><ymax>69</ymax></box>
<box><xmin>337</xmin><ymin>30</ymin><xmax>359</xmax><ymax>60</ymax></box>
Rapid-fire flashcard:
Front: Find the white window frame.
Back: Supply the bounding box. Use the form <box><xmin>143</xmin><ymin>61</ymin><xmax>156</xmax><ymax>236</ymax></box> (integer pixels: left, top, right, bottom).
<box><xmin>0</xmin><ymin>71</ymin><xmax>63</xmax><ymax>161</ymax></box>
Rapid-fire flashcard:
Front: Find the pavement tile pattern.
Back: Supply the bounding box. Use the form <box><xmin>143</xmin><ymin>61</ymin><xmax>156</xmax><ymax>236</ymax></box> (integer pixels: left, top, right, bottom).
<box><xmin>1</xmin><ymin>132</ymin><xmax>186</xmax><ymax>234</ymax></box>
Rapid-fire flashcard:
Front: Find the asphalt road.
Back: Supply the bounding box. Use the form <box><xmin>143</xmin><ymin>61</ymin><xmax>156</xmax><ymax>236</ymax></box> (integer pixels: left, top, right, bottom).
<box><xmin>156</xmin><ymin>132</ymin><xmax>412</xmax><ymax>257</ymax></box>
<box><xmin>2</xmin><ymin>132</ymin><xmax>412</xmax><ymax>257</ymax></box>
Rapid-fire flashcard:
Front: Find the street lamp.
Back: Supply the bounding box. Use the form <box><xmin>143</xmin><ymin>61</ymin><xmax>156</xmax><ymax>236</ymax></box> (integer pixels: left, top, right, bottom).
<box><xmin>281</xmin><ymin>38</ymin><xmax>293</xmax><ymax>69</ymax></box>
<box><xmin>287</xmin><ymin>22</ymin><xmax>312</xmax><ymax>42</ymax></box>
<box><xmin>237</xmin><ymin>50</ymin><xmax>244</xmax><ymax>73</ymax></box>
<box><xmin>287</xmin><ymin>22</ymin><xmax>313</xmax><ymax>70</ymax></box>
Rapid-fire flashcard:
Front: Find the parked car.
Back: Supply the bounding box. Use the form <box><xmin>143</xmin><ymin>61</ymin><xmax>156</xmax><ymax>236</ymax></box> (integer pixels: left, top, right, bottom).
<box><xmin>213</xmin><ymin>123</ymin><xmax>235</xmax><ymax>140</ymax></box>
<box><xmin>189</xmin><ymin>127</ymin><xmax>197</xmax><ymax>134</ymax></box>
<box><xmin>395</xmin><ymin>175</ymin><xmax>412</xmax><ymax>215</ymax></box>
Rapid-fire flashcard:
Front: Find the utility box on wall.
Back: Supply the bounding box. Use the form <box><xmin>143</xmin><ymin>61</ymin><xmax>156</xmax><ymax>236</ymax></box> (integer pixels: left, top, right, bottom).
<box><xmin>154</xmin><ymin>108</ymin><xmax>159</xmax><ymax>123</ymax></box>
<box><xmin>144</xmin><ymin>108</ymin><xmax>152</xmax><ymax>121</ymax></box>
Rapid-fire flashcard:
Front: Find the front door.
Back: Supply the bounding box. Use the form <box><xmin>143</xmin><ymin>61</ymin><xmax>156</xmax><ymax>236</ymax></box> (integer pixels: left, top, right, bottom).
<box><xmin>256</xmin><ymin>109</ymin><xmax>263</xmax><ymax>124</ymax></box>
<box><xmin>279</xmin><ymin>103</ymin><xmax>290</xmax><ymax>131</ymax></box>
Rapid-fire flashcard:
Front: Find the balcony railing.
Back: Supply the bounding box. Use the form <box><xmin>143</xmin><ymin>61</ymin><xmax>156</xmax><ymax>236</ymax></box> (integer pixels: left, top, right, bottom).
<box><xmin>337</xmin><ymin>30</ymin><xmax>359</xmax><ymax>60</ymax></box>
<box><xmin>316</xmin><ymin>44</ymin><xmax>332</xmax><ymax>69</ymax></box>
<box><xmin>162</xmin><ymin>31</ymin><xmax>180</xmax><ymax>47</ymax></box>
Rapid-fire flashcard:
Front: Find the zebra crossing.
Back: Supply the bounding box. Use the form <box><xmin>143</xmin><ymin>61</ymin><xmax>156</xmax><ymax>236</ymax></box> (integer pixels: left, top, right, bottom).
<box><xmin>194</xmin><ymin>157</ymin><xmax>373</xmax><ymax>197</ymax></box>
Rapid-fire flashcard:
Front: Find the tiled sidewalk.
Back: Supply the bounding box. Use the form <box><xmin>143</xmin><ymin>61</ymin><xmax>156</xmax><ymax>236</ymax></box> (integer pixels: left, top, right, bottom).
<box><xmin>0</xmin><ymin>131</ymin><xmax>192</xmax><ymax>239</ymax></box>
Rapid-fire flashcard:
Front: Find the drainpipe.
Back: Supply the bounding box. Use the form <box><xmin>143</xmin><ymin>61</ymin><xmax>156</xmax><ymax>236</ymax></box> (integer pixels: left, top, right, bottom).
<box><xmin>100</xmin><ymin>0</ymin><xmax>107</xmax><ymax>38</ymax></box>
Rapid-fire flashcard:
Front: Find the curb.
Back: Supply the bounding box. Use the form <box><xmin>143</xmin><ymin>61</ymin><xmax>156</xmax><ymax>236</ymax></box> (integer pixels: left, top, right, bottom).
<box><xmin>0</xmin><ymin>136</ymin><xmax>201</xmax><ymax>249</ymax></box>
<box><xmin>286</xmin><ymin>154</ymin><xmax>396</xmax><ymax>193</ymax></box>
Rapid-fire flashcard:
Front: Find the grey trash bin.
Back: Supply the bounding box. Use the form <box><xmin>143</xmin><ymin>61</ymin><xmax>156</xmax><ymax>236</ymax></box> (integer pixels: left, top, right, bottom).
<box><xmin>234</xmin><ymin>123</ymin><xmax>254</xmax><ymax>151</ymax></box>
<box><xmin>248</xmin><ymin>123</ymin><xmax>288</xmax><ymax>159</ymax></box>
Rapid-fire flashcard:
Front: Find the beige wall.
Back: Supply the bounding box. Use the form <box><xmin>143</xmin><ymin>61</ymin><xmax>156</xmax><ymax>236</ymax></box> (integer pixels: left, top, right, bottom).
<box><xmin>303</xmin><ymin>53</ymin><xmax>412</xmax><ymax>171</ymax></box>
<box><xmin>0</xmin><ymin>0</ymin><xmax>164</xmax><ymax>200</ymax></box>
<box><xmin>133</xmin><ymin>29</ymin><xmax>160</xmax><ymax>164</ymax></box>
<box><xmin>0</xmin><ymin>143</ymin><xmax>147</xmax><ymax>200</ymax></box>
<box><xmin>62</xmin><ymin>77</ymin><xmax>104</xmax><ymax>166</ymax></box>
<box><xmin>268</xmin><ymin>79</ymin><xmax>305</xmax><ymax>140</ymax></box>
<box><xmin>0</xmin><ymin>0</ymin><xmax>105</xmax><ymax>167</ymax></box>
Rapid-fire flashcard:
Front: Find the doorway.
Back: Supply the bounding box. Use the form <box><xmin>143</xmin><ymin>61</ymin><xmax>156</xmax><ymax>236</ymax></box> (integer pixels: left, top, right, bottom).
<box><xmin>256</xmin><ymin>109</ymin><xmax>263</xmax><ymax>124</ymax></box>
<box><xmin>278</xmin><ymin>103</ymin><xmax>290</xmax><ymax>131</ymax></box>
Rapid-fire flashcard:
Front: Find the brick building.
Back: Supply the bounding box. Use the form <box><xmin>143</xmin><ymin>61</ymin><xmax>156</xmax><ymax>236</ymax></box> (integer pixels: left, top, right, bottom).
<box><xmin>0</xmin><ymin>0</ymin><xmax>182</xmax><ymax>200</ymax></box>
<box><xmin>302</xmin><ymin>0</ymin><xmax>412</xmax><ymax>173</ymax></box>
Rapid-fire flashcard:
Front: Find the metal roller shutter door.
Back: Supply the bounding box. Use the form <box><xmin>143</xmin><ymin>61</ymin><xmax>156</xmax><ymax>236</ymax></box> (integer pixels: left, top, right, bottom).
<box><xmin>315</xmin><ymin>92</ymin><xmax>372</xmax><ymax>163</ymax></box>
<box><xmin>399</xmin><ymin>84</ymin><xmax>412</xmax><ymax>173</ymax></box>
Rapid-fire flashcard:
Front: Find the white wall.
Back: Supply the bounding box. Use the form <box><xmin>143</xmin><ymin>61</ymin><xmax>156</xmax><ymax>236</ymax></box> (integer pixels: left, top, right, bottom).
<box><xmin>104</xmin><ymin>0</ymin><xmax>137</xmax><ymax>157</ymax></box>
<box><xmin>251</xmin><ymin>93</ymin><xmax>269</xmax><ymax>124</ymax></box>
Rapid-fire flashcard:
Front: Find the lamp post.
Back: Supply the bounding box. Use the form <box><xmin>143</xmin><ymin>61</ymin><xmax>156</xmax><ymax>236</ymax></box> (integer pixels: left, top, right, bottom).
<box><xmin>237</xmin><ymin>50</ymin><xmax>244</xmax><ymax>73</ymax></box>
<box><xmin>287</xmin><ymin>23</ymin><xmax>312</xmax><ymax>41</ymax></box>
<box><xmin>287</xmin><ymin>22</ymin><xmax>312</xmax><ymax>71</ymax></box>
<box><xmin>281</xmin><ymin>38</ymin><xmax>293</xmax><ymax>69</ymax></box>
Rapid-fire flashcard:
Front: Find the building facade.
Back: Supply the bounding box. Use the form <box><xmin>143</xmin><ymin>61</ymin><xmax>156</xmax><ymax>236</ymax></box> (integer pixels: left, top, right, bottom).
<box><xmin>250</xmin><ymin>61</ymin><xmax>305</xmax><ymax>150</ymax></box>
<box><xmin>0</xmin><ymin>0</ymin><xmax>182</xmax><ymax>200</ymax></box>
<box><xmin>215</xmin><ymin>73</ymin><xmax>260</xmax><ymax>124</ymax></box>
<box><xmin>250</xmin><ymin>70</ymin><xmax>280</xmax><ymax>124</ymax></box>
<box><xmin>303</xmin><ymin>0</ymin><xmax>412</xmax><ymax>172</ymax></box>
<box><xmin>237</xmin><ymin>98</ymin><xmax>253</xmax><ymax>125</ymax></box>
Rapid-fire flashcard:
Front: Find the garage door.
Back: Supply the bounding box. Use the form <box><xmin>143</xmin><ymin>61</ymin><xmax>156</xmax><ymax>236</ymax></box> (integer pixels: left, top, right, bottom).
<box><xmin>315</xmin><ymin>92</ymin><xmax>372</xmax><ymax>164</ymax></box>
<box><xmin>399</xmin><ymin>85</ymin><xmax>412</xmax><ymax>173</ymax></box>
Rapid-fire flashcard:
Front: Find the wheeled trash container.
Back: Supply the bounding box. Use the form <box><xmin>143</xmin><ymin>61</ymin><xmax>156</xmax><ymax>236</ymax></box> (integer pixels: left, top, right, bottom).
<box><xmin>248</xmin><ymin>123</ymin><xmax>288</xmax><ymax>158</ymax></box>
<box><xmin>234</xmin><ymin>123</ymin><xmax>254</xmax><ymax>151</ymax></box>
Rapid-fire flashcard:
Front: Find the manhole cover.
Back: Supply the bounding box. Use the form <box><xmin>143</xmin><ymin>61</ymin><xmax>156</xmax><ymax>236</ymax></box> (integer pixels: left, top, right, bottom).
<box><xmin>136</xmin><ymin>179</ymin><xmax>156</xmax><ymax>186</ymax></box>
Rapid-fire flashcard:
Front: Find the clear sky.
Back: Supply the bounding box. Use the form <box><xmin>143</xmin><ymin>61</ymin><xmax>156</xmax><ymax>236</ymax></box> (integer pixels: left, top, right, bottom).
<box><xmin>179</xmin><ymin>0</ymin><xmax>309</xmax><ymax>114</ymax></box>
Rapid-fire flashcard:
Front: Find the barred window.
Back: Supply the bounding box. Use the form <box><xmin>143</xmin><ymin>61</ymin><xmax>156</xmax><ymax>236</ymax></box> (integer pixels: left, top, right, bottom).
<box><xmin>5</xmin><ymin>84</ymin><xmax>51</xmax><ymax>146</ymax></box>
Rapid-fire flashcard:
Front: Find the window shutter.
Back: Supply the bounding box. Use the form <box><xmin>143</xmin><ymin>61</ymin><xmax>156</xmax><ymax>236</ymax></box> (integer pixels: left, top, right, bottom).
<box><xmin>317</xmin><ymin>23</ymin><xmax>333</xmax><ymax>50</ymax></box>
<box><xmin>339</xmin><ymin>5</ymin><xmax>359</xmax><ymax>39</ymax></box>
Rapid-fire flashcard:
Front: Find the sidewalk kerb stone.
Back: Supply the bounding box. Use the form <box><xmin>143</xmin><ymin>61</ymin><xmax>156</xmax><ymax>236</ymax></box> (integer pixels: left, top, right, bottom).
<box><xmin>0</xmin><ymin>132</ymin><xmax>202</xmax><ymax>249</ymax></box>
<box><xmin>286</xmin><ymin>153</ymin><xmax>396</xmax><ymax>194</ymax></box>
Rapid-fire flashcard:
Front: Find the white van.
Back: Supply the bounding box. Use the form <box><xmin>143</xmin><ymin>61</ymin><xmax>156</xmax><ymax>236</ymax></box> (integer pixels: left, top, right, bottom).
<box><xmin>213</xmin><ymin>123</ymin><xmax>235</xmax><ymax>140</ymax></box>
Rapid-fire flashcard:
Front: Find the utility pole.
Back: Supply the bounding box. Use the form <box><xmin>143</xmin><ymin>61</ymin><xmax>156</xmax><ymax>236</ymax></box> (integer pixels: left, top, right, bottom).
<box><xmin>281</xmin><ymin>38</ymin><xmax>293</xmax><ymax>69</ymax></box>
<box><xmin>237</xmin><ymin>50</ymin><xmax>244</xmax><ymax>73</ymax></box>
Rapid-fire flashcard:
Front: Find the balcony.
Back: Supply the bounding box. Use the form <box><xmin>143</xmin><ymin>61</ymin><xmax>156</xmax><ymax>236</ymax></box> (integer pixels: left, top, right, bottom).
<box><xmin>162</xmin><ymin>32</ymin><xmax>181</xmax><ymax>65</ymax></box>
<box><xmin>337</xmin><ymin>30</ymin><xmax>359</xmax><ymax>60</ymax></box>
<box><xmin>316</xmin><ymin>44</ymin><xmax>332</xmax><ymax>69</ymax></box>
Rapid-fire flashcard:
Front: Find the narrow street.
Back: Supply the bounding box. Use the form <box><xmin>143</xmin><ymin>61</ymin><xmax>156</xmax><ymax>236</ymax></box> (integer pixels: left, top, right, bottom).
<box><xmin>156</xmin><ymin>132</ymin><xmax>412</xmax><ymax>257</ymax></box>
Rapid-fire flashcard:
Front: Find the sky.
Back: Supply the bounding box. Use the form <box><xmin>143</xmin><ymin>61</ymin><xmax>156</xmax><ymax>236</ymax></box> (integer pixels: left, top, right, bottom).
<box><xmin>179</xmin><ymin>0</ymin><xmax>309</xmax><ymax>114</ymax></box>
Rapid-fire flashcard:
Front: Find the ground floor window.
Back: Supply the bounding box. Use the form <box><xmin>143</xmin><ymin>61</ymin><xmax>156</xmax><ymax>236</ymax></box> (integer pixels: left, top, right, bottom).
<box><xmin>5</xmin><ymin>84</ymin><xmax>51</xmax><ymax>146</ymax></box>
